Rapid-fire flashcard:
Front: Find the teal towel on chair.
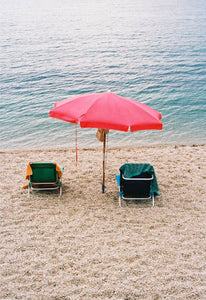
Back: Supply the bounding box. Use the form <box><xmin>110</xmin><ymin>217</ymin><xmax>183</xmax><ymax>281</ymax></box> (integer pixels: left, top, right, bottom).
<box><xmin>119</xmin><ymin>163</ymin><xmax>160</xmax><ymax>195</ymax></box>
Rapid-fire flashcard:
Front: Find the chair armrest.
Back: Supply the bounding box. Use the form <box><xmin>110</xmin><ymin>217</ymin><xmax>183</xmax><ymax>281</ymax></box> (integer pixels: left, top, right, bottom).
<box><xmin>116</xmin><ymin>175</ymin><xmax>120</xmax><ymax>187</ymax></box>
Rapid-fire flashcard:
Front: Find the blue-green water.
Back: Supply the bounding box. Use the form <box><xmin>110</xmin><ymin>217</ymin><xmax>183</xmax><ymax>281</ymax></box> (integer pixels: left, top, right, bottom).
<box><xmin>0</xmin><ymin>0</ymin><xmax>206</xmax><ymax>150</ymax></box>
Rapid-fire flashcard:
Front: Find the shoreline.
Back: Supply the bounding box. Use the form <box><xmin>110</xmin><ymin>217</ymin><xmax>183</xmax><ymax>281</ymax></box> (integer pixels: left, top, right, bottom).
<box><xmin>1</xmin><ymin>142</ymin><xmax>205</xmax><ymax>154</ymax></box>
<box><xmin>1</xmin><ymin>144</ymin><xmax>205</xmax><ymax>299</ymax></box>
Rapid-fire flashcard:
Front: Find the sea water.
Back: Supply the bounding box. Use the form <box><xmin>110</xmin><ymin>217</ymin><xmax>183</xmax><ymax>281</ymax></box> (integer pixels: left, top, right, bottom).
<box><xmin>0</xmin><ymin>0</ymin><xmax>206</xmax><ymax>151</ymax></box>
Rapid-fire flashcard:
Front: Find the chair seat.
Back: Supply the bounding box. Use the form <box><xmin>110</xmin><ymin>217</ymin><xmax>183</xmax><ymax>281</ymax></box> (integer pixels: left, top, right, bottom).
<box><xmin>121</xmin><ymin>173</ymin><xmax>153</xmax><ymax>198</ymax></box>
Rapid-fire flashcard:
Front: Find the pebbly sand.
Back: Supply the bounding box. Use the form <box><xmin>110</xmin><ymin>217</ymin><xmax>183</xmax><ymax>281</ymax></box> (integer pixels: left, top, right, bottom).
<box><xmin>0</xmin><ymin>144</ymin><xmax>205</xmax><ymax>299</ymax></box>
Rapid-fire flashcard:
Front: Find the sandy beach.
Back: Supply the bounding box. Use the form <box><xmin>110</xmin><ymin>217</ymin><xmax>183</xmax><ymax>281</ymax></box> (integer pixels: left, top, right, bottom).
<box><xmin>0</xmin><ymin>144</ymin><xmax>205</xmax><ymax>299</ymax></box>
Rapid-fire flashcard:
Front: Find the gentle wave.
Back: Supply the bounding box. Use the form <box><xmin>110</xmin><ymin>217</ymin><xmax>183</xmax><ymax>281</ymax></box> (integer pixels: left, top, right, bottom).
<box><xmin>0</xmin><ymin>0</ymin><xmax>206</xmax><ymax>150</ymax></box>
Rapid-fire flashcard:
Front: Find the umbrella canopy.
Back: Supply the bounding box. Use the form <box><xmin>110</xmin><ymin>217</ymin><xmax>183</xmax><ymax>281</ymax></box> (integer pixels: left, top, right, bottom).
<box><xmin>49</xmin><ymin>92</ymin><xmax>163</xmax><ymax>192</ymax></box>
<box><xmin>49</xmin><ymin>92</ymin><xmax>162</xmax><ymax>132</ymax></box>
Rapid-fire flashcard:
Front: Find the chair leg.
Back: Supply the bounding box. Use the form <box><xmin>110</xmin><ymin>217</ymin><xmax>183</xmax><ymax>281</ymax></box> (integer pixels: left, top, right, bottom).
<box><xmin>119</xmin><ymin>194</ymin><xmax>122</xmax><ymax>207</ymax></box>
<box><xmin>152</xmin><ymin>194</ymin><xmax>155</xmax><ymax>207</ymax></box>
<box><xmin>28</xmin><ymin>184</ymin><xmax>31</xmax><ymax>197</ymax></box>
<box><xmin>59</xmin><ymin>184</ymin><xmax>62</xmax><ymax>197</ymax></box>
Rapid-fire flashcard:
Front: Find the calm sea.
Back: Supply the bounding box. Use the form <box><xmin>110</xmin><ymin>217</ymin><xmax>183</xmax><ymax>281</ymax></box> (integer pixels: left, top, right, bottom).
<box><xmin>0</xmin><ymin>0</ymin><xmax>206</xmax><ymax>151</ymax></box>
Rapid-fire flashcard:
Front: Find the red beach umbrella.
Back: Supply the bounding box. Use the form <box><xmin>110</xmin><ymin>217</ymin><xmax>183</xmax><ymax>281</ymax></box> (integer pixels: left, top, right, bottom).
<box><xmin>49</xmin><ymin>92</ymin><xmax>163</xmax><ymax>192</ymax></box>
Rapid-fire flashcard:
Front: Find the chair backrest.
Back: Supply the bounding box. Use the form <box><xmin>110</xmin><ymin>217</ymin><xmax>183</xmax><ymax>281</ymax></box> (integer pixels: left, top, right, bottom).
<box><xmin>30</xmin><ymin>163</ymin><xmax>57</xmax><ymax>183</ymax></box>
<box><xmin>120</xmin><ymin>172</ymin><xmax>152</xmax><ymax>198</ymax></box>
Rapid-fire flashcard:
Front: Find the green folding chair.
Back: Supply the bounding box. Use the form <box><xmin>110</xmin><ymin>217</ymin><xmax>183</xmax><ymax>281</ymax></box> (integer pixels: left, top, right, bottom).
<box><xmin>28</xmin><ymin>162</ymin><xmax>64</xmax><ymax>197</ymax></box>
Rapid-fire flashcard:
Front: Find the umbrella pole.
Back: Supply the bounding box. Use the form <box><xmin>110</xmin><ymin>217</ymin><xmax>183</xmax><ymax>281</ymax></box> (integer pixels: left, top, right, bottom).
<box><xmin>102</xmin><ymin>131</ymin><xmax>106</xmax><ymax>193</ymax></box>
